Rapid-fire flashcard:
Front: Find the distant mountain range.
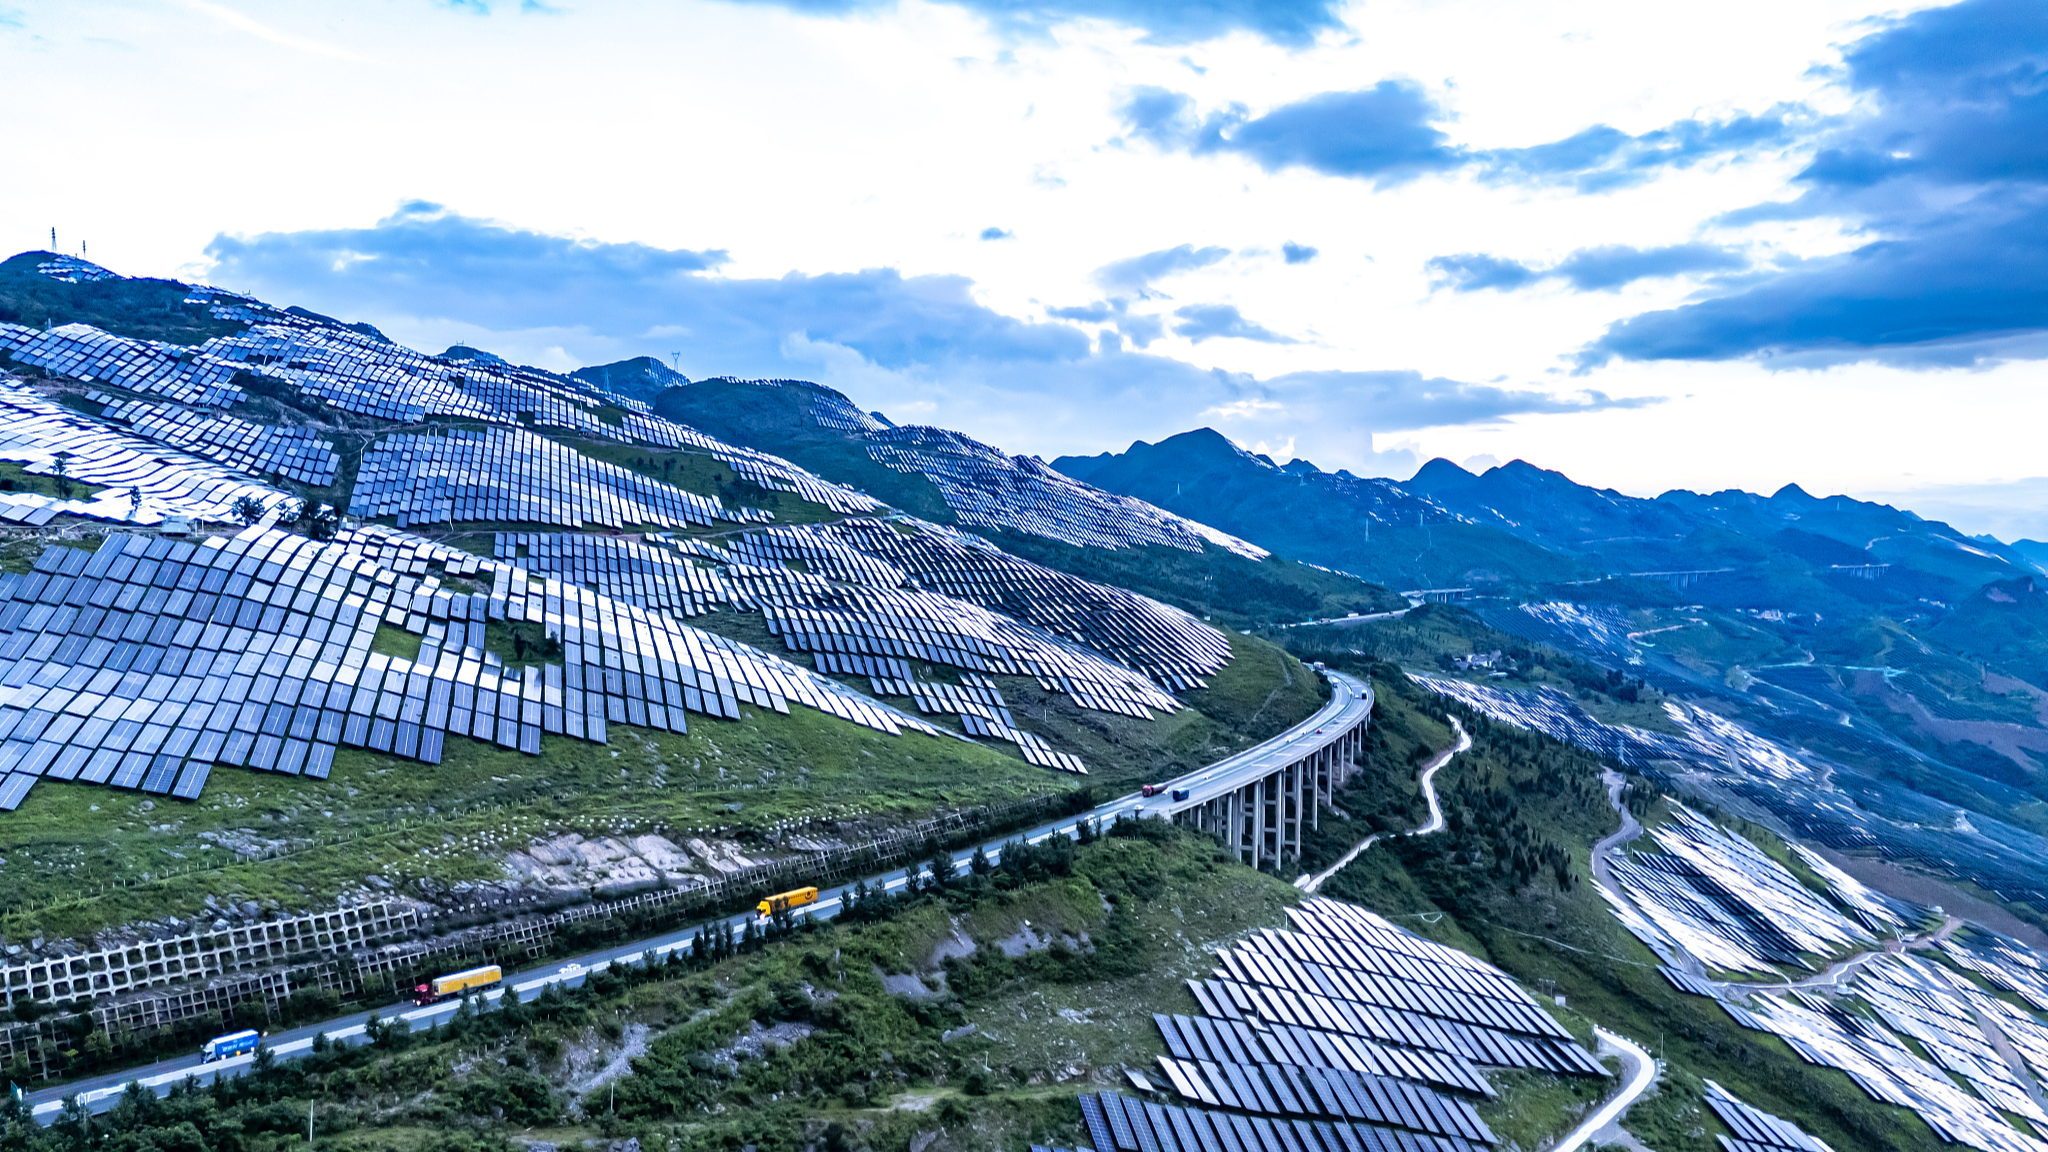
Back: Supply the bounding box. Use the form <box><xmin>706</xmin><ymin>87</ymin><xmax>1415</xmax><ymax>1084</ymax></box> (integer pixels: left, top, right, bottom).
<box><xmin>1055</xmin><ymin>428</ymin><xmax>2044</xmax><ymax>611</ymax></box>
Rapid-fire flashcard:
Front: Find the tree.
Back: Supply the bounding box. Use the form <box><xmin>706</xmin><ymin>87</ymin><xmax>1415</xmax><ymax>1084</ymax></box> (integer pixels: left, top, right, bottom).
<box><xmin>299</xmin><ymin>501</ymin><xmax>340</xmax><ymax>541</ymax></box>
<box><xmin>230</xmin><ymin>495</ymin><xmax>268</xmax><ymax>526</ymax></box>
<box><xmin>51</xmin><ymin>454</ymin><xmax>72</xmax><ymax>500</ymax></box>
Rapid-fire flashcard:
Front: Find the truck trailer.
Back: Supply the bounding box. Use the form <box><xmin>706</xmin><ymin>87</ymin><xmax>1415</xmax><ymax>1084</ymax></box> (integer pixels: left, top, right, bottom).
<box><xmin>757</xmin><ymin>886</ymin><xmax>819</xmax><ymax>917</ymax></box>
<box><xmin>414</xmin><ymin>964</ymin><xmax>503</xmax><ymax>1005</ymax></box>
<box><xmin>200</xmin><ymin>1029</ymin><xmax>260</xmax><ymax>1062</ymax></box>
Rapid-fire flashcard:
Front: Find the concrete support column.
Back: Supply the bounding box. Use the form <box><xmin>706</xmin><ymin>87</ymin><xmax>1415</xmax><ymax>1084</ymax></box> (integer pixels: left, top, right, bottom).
<box><xmin>1249</xmin><ymin>778</ymin><xmax>1266</xmax><ymax>868</ymax></box>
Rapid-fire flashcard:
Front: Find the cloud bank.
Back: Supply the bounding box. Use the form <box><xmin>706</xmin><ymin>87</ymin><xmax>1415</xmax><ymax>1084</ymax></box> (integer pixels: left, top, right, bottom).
<box><xmin>1428</xmin><ymin>243</ymin><xmax>1747</xmax><ymax>293</ymax></box>
<box><xmin>1584</xmin><ymin>0</ymin><xmax>2048</xmax><ymax>368</ymax></box>
<box><xmin>1120</xmin><ymin>83</ymin><xmax>1793</xmax><ymax>190</ymax></box>
<box><xmin>203</xmin><ymin>203</ymin><xmax>1647</xmax><ymax>473</ymax></box>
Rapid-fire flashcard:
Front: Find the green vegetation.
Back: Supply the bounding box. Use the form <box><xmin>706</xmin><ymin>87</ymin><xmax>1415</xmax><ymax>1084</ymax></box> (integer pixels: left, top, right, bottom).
<box><xmin>0</xmin><ymin>253</ymin><xmax>245</xmax><ymax>347</ymax></box>
<box><xmin>0</xmin><ymin>700</ymin><xmax>1065</xmax><ymax>944</ymax></box>
<box><xmin>0</xmin><ymin>460</ymin><xmax>109</xmax><ymax>501</ymax></box>
<box><xmin>0</xmin><ymin>534</ymin><xmax>102</xmax><ymax>576</ymax></box>
<box><xmin>0</xmin><ymin>821</ymin><xmax>1300</xmax><ymax>1152</ymax></box>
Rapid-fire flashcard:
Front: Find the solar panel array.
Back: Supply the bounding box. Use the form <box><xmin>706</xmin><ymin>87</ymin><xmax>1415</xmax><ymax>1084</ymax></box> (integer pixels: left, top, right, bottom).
<box><xmin>0</xmin><ymin>324</ymin><xmax>244</xmax><ymax>407</ymax></box>
<box><xmin>0</xmin><ymin>382</ymin><xmax>288</xmax><ymax>525</ymax></box>
<box><xmin>863</xmin><ymin>422</ymin><xmax>1270</xmax><ymax>558</ymax></box>
<box><xmin>1048</xmin><ymin>898</ymin><xmax>1627</xmax><ymax>1152</ymax></box>
<box><xmin>1944</xmin><ymin>925</ymin><xmax>2048</xmax><ymax>1013</ymax></box>
<box><xmin>0</xmin><ymin>267</ymin><xmax>1252</xmax><ymax>798</ymax></box>
<box><xmin>349</xmin><ymin>425</ymin><xmax>774</xmax><ymax>531</ymax></box>
<box><xmin>796</xmin><ymin>518</ymin><xmax>1232</xmax><ymax>693</ymax></box>
<box><xmin>31</xmin><ymin>255</ymin><xmax>121</xmax><ymax>284</ymax></box>
<box><xmin>1725</xmin><ymin>953</ymin><xmax>2048</xmax><ymax>1152</ymax></box>
<box><xmin>496</xmin><ymin>533</ymin><xmax>729</xmax><ymax>617</ymax></box>
<box><xmin>6</xmin><ymin>293</ymin><xmax>881</xmax><ymax>522</ymax></box>
<box><xmin>92</xmin><ymin>393</ymin><xmax>339</xmax><ymax>487</ymax></box>
<box><xmin>507</xmin><ymin>518</ymin><xmax>1229</xmax><ymax>709</ymax></box>
<box><xmin>178</xmin><ymin>293</ymin><xmax>883</xmax><ymax>513</ymax></box>
<box><xmin>495</xmin><ymin>517</ymin><xmax>1231</xmax><ymax>770</ymax></box>
<box><xmin>1601</xmin><ymin>805</ymin><xmax>1874</xmax><ymax>975</ymax></box>
<box><xmin>1702</xmin><ymin>1080</ymin><xmax>1837</xmax><ymax>1152</ymax></box>
<box><xmin>0</xmin><ymin>522</ymin><xmax>947</xmax><ymax>811</ymax></box>
<box><xmin>1076</xmin><ymin>1087</ymin><xmax>1489</xmax><ymax>1152</ymax></box>
<box><xmin>1786</xmin><ymin>843</ymin><xmax>1931</xmax><ymax>934</ymax></box>
<box><xmin>1181</xmin><ymin>900</ymin><xmax>1604</xmax><ymax>1095</ymax></box>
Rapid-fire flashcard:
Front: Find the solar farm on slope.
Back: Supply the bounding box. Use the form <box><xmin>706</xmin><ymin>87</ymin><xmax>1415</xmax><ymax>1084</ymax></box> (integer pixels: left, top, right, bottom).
<box><xmin>0</xmin><ymin>253</ymin><xmax>1276</xmax><ymax>813</ymax></box>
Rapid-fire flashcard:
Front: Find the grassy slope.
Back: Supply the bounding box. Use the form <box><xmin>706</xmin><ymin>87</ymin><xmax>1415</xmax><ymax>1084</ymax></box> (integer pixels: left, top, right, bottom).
<box><xmin>0</xmin><ymin>253</ymin><xmax>244</xmax><ymax>347</ymax></box>
<box><xmin>0</xmin><ymin>699</ymin><xmax>1060</xmax><ymax>944</ymax></box>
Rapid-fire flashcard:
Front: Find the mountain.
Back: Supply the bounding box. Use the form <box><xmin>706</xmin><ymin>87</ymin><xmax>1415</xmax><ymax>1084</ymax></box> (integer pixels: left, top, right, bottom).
<box><xmin>650</xmin><ymin>380</ymin><xmax>1404</xmax><ymax>625</ymax></box>
<box><xmin>10</xmin><ymin>251</ymin><xmax>2048</xmax><ymax>1152</ymax></box>
<box><xmin>1049</xmin><ymin>429</ymin><xmax>1588</xmax><ymax>590</ymax></box>
<box><xmin>570</xmin><ymin>355</ymin><xmax>691</xmax><ymax>403</ymax></box>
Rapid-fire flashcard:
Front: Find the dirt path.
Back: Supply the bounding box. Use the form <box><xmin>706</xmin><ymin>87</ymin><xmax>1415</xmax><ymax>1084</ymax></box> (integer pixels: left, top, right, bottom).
<box><xmin>1297</xmin><ymin>716</ymin><xmax>1465</xmax><ymax>894</ymax></box>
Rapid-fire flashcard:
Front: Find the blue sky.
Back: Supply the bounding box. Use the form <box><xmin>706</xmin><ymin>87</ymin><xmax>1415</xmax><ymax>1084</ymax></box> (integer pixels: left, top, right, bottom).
<box><xmin>6</xmin><ymin>0</ymin><xmax>2047</xmax><ymax>534</ymax></box>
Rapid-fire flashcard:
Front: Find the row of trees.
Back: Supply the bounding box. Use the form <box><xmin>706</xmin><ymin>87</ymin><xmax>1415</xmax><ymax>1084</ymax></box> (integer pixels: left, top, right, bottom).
<box><xmin>229</xmin><ymin>494</ymin><xmax>339</xmax><ymax>539</ymax></box>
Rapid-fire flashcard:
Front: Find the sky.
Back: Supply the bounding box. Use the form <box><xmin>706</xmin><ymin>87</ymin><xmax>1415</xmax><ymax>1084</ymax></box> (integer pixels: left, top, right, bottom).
<box><xmin>6</xmin><ymin>0</ymin><xmax>2048</xmax><ymax>538</ymax></box>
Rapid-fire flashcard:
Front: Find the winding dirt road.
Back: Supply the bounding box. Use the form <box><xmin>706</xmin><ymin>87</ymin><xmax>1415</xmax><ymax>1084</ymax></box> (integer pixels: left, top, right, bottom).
<box><xmin>1297</xmin><ymin>715</ymin><xmax>1466</xmax><ymax>894</ymax></box>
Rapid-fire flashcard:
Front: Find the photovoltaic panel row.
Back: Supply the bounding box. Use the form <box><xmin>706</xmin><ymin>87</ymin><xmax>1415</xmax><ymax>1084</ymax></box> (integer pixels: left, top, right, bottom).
<box><xmin>1152</xmin><ymin>1014</ymin><xmax>1490</xmax><ymax>1097</ymax></box>
<box><xmin>1076</xmin><ymin>1091</ymin><xmax>1489</xmax><ymax>1152</ymax></box>
<box><xmin>1158</xmin><ymin>896</ymin><xmax>1603</xmax><ymax>1139</ymax></box>
<box><xmin>1704</xmin><ymin>1080</ymin><xmax>1837</xmax><ymax>1151</ymax></box>
<box><xmin>92</xmin><ymin>393</ymin><xmax>340</xmax><ymax>487</ymax></box>
<box><xmin>1147</xmin><ymin>1051</ymin><xmax>1492</xmax><ymax>1141</ymax></box>
<box><xmin>349</xmin><ymin>426</ymin><xmax>772</xmax><ymax>532</ymax></box>
<box><xmin>862</xmin><ymin>422</ymin><xmax>1270</xmax><ymax>559</ymax></box>
<box><xmin>0</xmin><ymin>383</ymin><xmax>292</xmax><ymax>526</ymax></box>
<box><xmin>174</xmin><ymin>289</ymin><xmax>884</xmax><ymax>514</ymax></box>
<box><xmin>511</xmin><ymin>521</ymin><xmax>1207</xmax><ymax>744</ymax></box>
<box><xmin>0</xmin><ymin>521</ymin><xmax>946</xmax><ymax>809</ymax></box>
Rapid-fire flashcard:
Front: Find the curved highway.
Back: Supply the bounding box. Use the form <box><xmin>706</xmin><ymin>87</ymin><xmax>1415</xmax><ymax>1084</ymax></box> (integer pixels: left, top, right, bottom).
<box><xmin>29</xmin><ymin>672</ymin><xmax>1373</xmax><ymax>1120</ymax></box>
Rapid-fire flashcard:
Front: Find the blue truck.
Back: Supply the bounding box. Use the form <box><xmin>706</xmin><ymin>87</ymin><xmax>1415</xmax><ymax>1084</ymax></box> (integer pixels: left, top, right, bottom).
<box><xmin>200</xmin><ymin>1029</ymin><xmax>260</xmax><ymax>1062</ymax></box>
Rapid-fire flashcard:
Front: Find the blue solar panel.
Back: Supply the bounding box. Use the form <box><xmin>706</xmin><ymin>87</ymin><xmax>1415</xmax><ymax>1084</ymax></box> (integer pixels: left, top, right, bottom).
<box><xmin>0</xmin><ymin>771</ymin><xmax>35</xmax><ymax>810</ymax></box>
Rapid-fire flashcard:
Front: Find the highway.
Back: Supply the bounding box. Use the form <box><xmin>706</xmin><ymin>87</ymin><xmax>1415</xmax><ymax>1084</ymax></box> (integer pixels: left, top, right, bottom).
<box><xmin>28</xmin><ymin>671</ymin><xmax>1372</xmax><ymax>1120</ymax></box>
<box><xmin>1151</xmin><ymin>670</ymin><xmax>1373</xmax><ymax>819</ymax></box>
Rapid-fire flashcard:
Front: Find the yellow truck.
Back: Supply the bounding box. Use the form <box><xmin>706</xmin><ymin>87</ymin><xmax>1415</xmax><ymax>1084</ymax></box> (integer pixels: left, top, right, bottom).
<box><xmin>413</xmin><ymin>964</ymin><xmax>503</xmax><ymax>1004</ymax></box>
<box><xmin>757</xmin><ymin>887</ymin><xmax>820</xmax><ymax>918</ymax></box>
